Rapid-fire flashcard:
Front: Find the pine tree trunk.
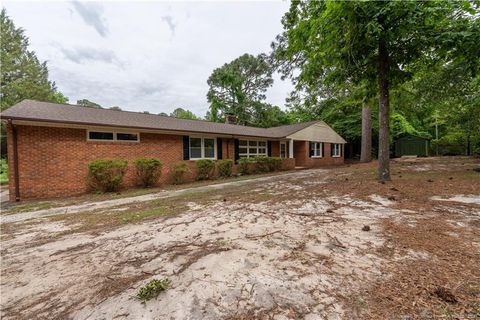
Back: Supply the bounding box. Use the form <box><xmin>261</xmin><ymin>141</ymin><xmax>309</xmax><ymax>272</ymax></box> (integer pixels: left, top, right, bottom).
<box><xmin>360</xmin><ymin>104</ymin><xmax>372</xmax><ymax>163</ymax></box>
<box><xmin>378</xmin><ymin>35</ymin><xmax>391</xmax><ymax>181</ymax></box>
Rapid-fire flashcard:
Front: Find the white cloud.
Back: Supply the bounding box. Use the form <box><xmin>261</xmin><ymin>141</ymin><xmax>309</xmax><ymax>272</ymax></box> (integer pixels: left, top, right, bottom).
<box><xmin>3</xmin><ymin>1</ymin><xmax>294</xmax><ymax>117</ymax></box>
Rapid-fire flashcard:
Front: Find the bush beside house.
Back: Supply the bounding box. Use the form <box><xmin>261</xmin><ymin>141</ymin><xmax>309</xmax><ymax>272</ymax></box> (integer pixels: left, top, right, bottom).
<box><xmin>87</xmin><ymin>159</ymin><xmax>128</xmax><ymax>192</ymax></box>
<box><xmin>0</xmin><ymin>158</ymin><xmax>8</xmax><ymax>185</ymax></box>
<box><xmin>238</xmin><ymin>157</ymin><xmax>282</xmax><ymax>175</ymax></box>
<box><xmin>217</xmin><ymin>159</ymin><xmax>233</xmax><ymax>178</ymax></box>
<box><xmin>238</xmin><ymin>158</ymin><xmax>254</xmax><ymax>175</ymax></box>
<box><xmin>196</xmin><ymin>159</ymin><xmax>215</xmax><ymax>180</ymax></box>
<box><xmin>133</xmin><ymin>158</ymin><xmax>163</xmax><ymax>187</ymax></box>
<box><xmin>255</xmin><ymin>156</ymin><xmax>282</xmax><ymax>173</ymax></box>
<box><xmin>171</xmin><ymin>161</ymin><xmax>191</xmax><ymax>184</ymax></box>
<box><xmin>86</xmin><ymin>156</ymin><xmax>288</xmax><ymax>193</ymax></box>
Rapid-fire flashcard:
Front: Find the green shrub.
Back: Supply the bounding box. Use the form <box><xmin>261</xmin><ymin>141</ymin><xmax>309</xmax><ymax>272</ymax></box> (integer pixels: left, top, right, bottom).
<box><xmin>255</xmin><ymin>156</ymin><xmax>270</xmax><ymax>173</ymax></box>
<box><xmin>268</xmin><ymin>157</ymin><xmax>282</xmax><ymax>171</ymax></box>
<box><xmin>238</xmin><ymin>157</ymin><xmax>254</xmax><ymax>175</ymax></box>
<box><xmin>239</xmin><ymin>157</ymin><xmax>282</xmax><ymax>175</ymax></box>
<box><xmin>171</xmin><ymin>162</ymin><xmax>191</xmax><ymax>184</ymax></box>
<box><xmin>133</xmin><ymin>158</ymin><xmax>163</xmax><ymax>187</ymax></box>
<box><xmin>136</xmin><ymin>278</ymin><xmax>171</xmax><ymax>303</ymax></box>
<box><xmin>87</xmin><ymin>159</ymin><xmax>128</xmax><ymax>192</ymax></box>
<box><xmin>0</xmin><ymin>158</ymin><xmax>8</xmax><ymax>185</ymax></box>
<box><xmin>217</xmin><ymin>159</ymin><xmax>233</xmax><ymax>178</ymax></box>
<box><xmin>196</xmin><ymin>159</ymin><xmax>215</xmax><ymax>180</ymax></box>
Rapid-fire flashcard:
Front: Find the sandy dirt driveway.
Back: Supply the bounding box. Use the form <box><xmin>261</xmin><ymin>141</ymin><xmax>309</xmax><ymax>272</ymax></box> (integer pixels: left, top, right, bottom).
<box><xmin>1</xmin><ymin>157</ymin><xmax>479</xmax><ymax>319</ymax></box>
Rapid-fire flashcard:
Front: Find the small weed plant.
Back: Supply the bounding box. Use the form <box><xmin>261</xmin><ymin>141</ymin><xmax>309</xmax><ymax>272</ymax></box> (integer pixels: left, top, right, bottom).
<box><xmin>136</xmin><ymin>278</ymin><xmax>171</xmax><ymax>303</ymax></box>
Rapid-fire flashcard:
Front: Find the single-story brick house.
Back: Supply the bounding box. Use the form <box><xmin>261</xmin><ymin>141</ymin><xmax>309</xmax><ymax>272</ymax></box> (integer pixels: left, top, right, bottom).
<box><xmin>1</xmin><ymin>100</ymin><xmax>346</xmax><ymax>201</ymax></box>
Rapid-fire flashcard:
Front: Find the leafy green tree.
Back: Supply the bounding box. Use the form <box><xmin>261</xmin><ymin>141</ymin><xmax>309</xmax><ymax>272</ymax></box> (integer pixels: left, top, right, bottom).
<box><xmin>253</xmin><ymin>104</ymin><xmax>292</xmax><ymax>128</ymax></box>
<box><xmin>109</xmin><ymin>106</ymin><xmax>122</xmax><ymax>111</ymax></box>
<box><xmin>170</xmin><ymin>107</ymin><xmax>200</xmax><ymax>120</ymax></box>
<box><xmin>77</xmin><ymin>99</ymin><xmax>102</xmax><ymax>108</ymax></box>
<box><xmin>273</xmin><ymin>0</ymin><xmax>477</xmax><ymax>181</ymax></box>
<box><xmin>393</xmin><ymin>58</ymin><xmax>480</xmax><ymax>155</ymax></box>
<box><xmin>207</xmin><ymin>53</ymin><xmax>274</xmax><ymax>126</ymax></box>
<box><xmin>0</xmin><ymin>9</ymin><xmax>67</xmax><ymax>111</ymax></box>
<box><xmin>1</xmin><ymin>9</ymin><xmax>68</xmax><ymax>158</ymax></box>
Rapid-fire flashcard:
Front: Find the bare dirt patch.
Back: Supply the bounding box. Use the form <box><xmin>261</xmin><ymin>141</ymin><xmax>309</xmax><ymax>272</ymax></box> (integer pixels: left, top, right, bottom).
<box><xmin>1</xmin><ymin>157</ymin><xmax>479</xmax><ymax>319</ymax></box>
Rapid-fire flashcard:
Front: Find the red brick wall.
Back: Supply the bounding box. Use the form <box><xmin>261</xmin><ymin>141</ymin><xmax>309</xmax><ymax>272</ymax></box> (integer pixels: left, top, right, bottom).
<box><xmin>222</xmin><ymin>138</ymin><xmax>235</xmax><ymax>160</ymax></box>
<box><xmin>281</xmin><ymin>158</ymin><xmax>296</xmax><ymax>170</ymax></box>
<box><xmin>294</xmin><ymin>141</ymin><xmax>344</xmax><ymax>167</ymax></box>
<box><xmin>270</xmin><ymin>141</ymin><xmax>280</xmax><ymax>157</ymax></box>
<box><xmin>6</xmin><ymin>124</ymin><xmax>193</xmax><ymax>200</ymax></box>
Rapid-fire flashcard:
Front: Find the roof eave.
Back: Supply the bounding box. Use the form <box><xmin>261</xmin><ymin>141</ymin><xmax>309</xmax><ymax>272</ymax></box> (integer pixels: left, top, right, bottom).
<box><xmin>1</xmin><ymin>116</ymin><xmax>287</xmax><ymax>140</ymax></box>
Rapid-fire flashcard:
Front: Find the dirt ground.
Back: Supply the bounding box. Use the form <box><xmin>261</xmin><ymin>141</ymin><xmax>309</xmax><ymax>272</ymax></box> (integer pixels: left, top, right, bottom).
<box><xmin>1</xmin><ymin>156</ymin><xmax>479</xmax><ymax>320</ymax></box>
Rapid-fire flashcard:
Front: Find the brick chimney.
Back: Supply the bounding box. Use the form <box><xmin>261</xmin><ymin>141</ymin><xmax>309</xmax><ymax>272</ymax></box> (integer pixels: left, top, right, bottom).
<box><xmin>224</xmin><ymin>113</ymin><xmax>237</xmax><ymax>125</ymax></box>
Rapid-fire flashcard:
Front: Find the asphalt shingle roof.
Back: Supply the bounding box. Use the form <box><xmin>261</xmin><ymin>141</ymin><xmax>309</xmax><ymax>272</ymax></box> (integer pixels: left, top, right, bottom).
<box><xmin>1</xmin><ymin>100</ymin><xmax>319</xmax><ymax>139</ymax></box>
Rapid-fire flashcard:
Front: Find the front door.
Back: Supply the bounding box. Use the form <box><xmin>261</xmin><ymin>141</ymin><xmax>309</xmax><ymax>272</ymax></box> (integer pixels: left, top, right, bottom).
<box><xmin>280</xmin><ymin>142</ymin><xmax>287</xmax><ymax>158</ymax></box>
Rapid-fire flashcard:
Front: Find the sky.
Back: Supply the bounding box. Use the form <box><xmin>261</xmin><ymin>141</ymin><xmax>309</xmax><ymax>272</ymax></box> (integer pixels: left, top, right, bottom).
<box><xmin>3</xmin><ymin>1</ymin><xmax>294</xmax><ymax>116</ymax></box>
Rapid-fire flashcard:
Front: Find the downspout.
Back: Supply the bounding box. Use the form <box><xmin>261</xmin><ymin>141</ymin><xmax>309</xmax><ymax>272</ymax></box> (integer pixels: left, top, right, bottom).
<box><xmin>10</xmin><ymin>121</ymin><xmax>20</xmax><ymax>201</ymax></box>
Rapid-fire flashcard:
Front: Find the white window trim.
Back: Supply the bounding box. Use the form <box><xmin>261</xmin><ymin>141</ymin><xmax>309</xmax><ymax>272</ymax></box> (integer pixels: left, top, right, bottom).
<box><xmin>311</xmin><ymin>142</ymin><xmax>323</xmax><ymax>158</ymax></box>
<box><xmin>238</xmin><ymin>139</ymin><xmax>268</xmax><ymax>158</ymax></box>
<box><xmin>87</xmin><ymin>130</ymin><xmax>140</xmax><ymax>142</ymax></box>
<box><xmin>189</xmin><ymin>137</ymin><xmax>217</xmax><ymax>160</ymax></box>
<box><xmin>332</xmin><ymin>143</ymin><xmax>341</xmax><ymax>157</ymax></box>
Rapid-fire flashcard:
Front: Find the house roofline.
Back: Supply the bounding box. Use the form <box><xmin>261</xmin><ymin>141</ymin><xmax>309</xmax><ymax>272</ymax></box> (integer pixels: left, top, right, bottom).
<box><xmin>1</xmin><ymin>117</ymin><xmax>293</xmax><ymax>140</ymax></box>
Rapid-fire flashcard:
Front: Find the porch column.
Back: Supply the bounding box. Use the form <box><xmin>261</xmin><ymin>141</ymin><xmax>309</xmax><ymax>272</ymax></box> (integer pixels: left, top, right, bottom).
<box><xmin>288</xmin><ymin>139</ymin><xmax>294</xmax><ymax>158</ymax></box>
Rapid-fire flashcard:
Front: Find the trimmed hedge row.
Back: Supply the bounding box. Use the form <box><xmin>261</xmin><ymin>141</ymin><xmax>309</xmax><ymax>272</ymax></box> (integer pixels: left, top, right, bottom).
<box><xmin>87</xmin><ymin>156</ymin><xmax>284</xmax><ymax>192</ymax></box>
<box><xmin>238</xmin><ymin>156</ymin><xmax>282</xmax><ymax>175</ymax></box>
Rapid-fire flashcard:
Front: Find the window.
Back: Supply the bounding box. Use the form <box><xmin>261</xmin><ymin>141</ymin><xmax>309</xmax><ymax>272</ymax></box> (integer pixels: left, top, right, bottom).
<box><xmin>204</xmin><ymin>138</ymin><xmax>215</xmax><ymax>158</ymax></box>
<box><xmin>116</xmin><ymin>133</ymin><xmax>138</xmax><ymax>141</ymax></box>
<box><xmin>190</xmin><ymin>137</ymin><xmax>216</xmax><ymax>159</ymax></box>
<box><xmin>88</xmin><ymin>131</ymin><xmax>139</xmax><ymax>142</ymax></box>
<box><xmin>332</xmin><ymin>143</ymin><xmax>341</xmax><ymax>157</ymax></box>
<box><xmin>239</xmin><ymin>140</ymin><xmax>268</xmax><ymax>158</ymax></box>
<box><xmin>89</xmin><ymin>131</ymin><xmax>113</xmax><ymax>140</ymax></box>
<box><xmin>280</xmin><ymin>142</ymin><xmax>287</xmax><ymax>159</ymax></box>
<box><xmin>310</xmin><ymin>142</ymin><xmax>323</xmax><ymax>157</ymax></box>
<box><xmin>190</xmin><ymin>138</ymin><xmax>202</xmax><ymax>158</ymax></box>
